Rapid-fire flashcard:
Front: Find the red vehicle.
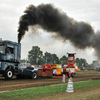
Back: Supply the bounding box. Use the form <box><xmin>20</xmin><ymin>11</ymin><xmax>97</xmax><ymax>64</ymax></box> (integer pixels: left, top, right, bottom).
<box><xmin>63</xmin><ymin>53</ymin><xmax>78</xmax><ymax>78</ymax></box>
<box><xmin>36</xmin><ymin>53</ymin><xmax>78</xmax><ymax>78</ymax></box>
<box><xmin>36</xmin><ymin>64</ymin><xmax>53</xmax><ymax>78</ymax></box>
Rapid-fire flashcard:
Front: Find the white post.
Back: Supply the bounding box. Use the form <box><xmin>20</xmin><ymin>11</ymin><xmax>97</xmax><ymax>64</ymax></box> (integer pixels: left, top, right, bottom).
<box><xmin>61</xmin><ymin>74</ymin><xmax>65</xmax><ymax>91</ymax></box>
<box><xmin>62</xmin><ymin>74</ymin><xmax>65</xmax><ymax>83</ymax></box>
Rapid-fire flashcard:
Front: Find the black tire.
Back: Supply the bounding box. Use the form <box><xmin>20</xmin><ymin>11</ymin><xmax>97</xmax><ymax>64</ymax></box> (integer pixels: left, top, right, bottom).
<box><xmin>4</xmin><ymin>69</ymin><xmax>13</xmax><ymax>79</ymax></box>
<box><xmin>71</xmin><ymin>73</ymin><xmax>75</xmax><ymax>78</ymax></box>
<box><xmin>67</xmin><ymin>73</ymin><xmax>75</xmax><ymax>78</ymax></box>
<box><xmin>31</xmin><ymin>72</ymin><xmax>37</xmax><ymax>79</ymax></box>
<box><xmin>66</xmin><ymin>72</ymin><xmax>70</xmax><ymax>78</ymax></box>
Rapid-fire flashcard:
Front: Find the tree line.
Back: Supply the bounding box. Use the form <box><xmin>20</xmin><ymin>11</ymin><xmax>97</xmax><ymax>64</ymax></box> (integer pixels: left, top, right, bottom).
<box><xmin>21</xmin><ymin>46</ymin><xmax>93</xmax><ymax>68</ymax></box>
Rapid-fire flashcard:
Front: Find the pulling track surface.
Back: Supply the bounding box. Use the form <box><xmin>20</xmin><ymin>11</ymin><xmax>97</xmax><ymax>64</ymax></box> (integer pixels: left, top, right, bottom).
<box><xmin>0</xmin><ymin>71</ymin><xmax>100</xmax><ymax>91</ymax></box>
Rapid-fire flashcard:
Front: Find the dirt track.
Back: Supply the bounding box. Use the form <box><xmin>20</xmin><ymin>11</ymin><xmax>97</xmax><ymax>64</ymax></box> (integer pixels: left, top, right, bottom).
<box><xmin>0</xmin><ymin>71</ymin><xmax>100</xmax><ymax>92</ymax></box>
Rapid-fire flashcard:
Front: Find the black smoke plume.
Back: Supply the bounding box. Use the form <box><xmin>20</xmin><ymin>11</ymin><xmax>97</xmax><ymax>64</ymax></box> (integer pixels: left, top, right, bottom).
<box><xmin>18</xmin><ymin>3</ymin><xmax>100</xmax><ymax>61</ymax></box>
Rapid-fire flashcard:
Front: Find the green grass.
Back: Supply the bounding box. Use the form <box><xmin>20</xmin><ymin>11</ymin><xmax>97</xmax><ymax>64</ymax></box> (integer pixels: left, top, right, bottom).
<box><xmin>74</xmin><ymin>80</ymin><xmax>100</xmax><ymax>90</ymax></box>
<box><xmin>76</xmin><ymin>70</ymin><xmax>100</xmax><ymax>73</ymax></box>
<box><xmin>0</xmin><ymin>80</ymin><xmax>100</xmax><ymax>100</ymax></box>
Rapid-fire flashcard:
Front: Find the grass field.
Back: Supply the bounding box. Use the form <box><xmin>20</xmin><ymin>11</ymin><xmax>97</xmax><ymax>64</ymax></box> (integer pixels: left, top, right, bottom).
<box><xmin>76</xmin><ymin>70</ymin><xmax>100</xmax><ymax>73</ymax></box>
<box><xmin>0</xmin><ymin>80</ymin><xmax>100</xmax><ymax>100</ymax></box>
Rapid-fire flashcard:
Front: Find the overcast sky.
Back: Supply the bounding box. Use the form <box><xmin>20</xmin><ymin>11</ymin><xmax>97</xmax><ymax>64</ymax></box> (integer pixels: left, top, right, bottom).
<box><xmin>0</xmin><ymin>0</ymin><xmax>100</xmax><ymax>64</ymax></box>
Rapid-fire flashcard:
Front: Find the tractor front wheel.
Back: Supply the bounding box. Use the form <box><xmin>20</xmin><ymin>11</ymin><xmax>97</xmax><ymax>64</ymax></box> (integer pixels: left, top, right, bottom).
<box><xmin>31</xmin><ymin>72</ymin><xmax>37</xmax><ymax>79</ymax></box>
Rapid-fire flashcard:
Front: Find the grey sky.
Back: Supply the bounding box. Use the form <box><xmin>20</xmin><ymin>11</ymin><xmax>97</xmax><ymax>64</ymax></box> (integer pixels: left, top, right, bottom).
<box><xmin>0</xmin><ymin>0</ymin><xmax>100</xmax><ymax>63</ymax></box>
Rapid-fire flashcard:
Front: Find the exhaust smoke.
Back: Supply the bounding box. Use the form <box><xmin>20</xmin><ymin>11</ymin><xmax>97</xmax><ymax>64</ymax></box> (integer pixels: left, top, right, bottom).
<box><xmin>18</xmin><ymin>3</ymin><xmax>100</xmax><ymax>61</ymax></box>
